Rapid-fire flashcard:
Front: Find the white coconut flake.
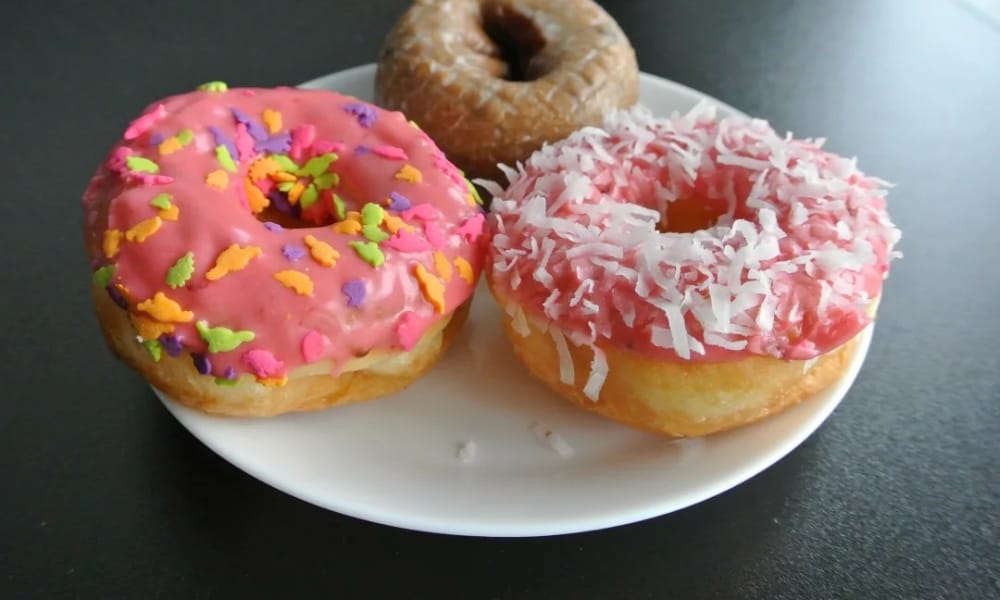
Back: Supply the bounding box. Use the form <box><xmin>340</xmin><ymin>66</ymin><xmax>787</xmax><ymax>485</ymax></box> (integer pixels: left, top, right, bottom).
<box><xmin>456</xmin><ymin>441</ymin><xmax>477</xmax><ymax>464</ymax></box>
<box><xmin>583</xmin><ymin>347</ymin><xmax>608</xmax><ymax>401</ymax></box>
<box><xmin>550</xmin><ymin>327</ymin><xmax>574</xmax><ymax>385</ymax></box>
<box><xmin>531</xmin><ymin>422</ymin><xmax>574</xmax><ymax>457</ymax></box>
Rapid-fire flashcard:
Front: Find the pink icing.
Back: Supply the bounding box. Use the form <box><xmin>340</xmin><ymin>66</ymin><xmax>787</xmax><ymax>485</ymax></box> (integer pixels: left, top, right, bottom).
<box><xmin>487</xmin><ymin>103</ymin><xmax>901</xmax><ymax>368</ymax></box>
<box><xmin>123</xmin><ymin>104</ymin><xmax>166</xmax><ymax>140</ymax></box>
<box><xmin>371</xmin><ymin>145</ymin><xmax>408</xmax><ymax>160</ymax></box>
<box><xmin>84</xmin><ymin>87</ymin><xmax>486</xmax><ymax>384</ymax></box>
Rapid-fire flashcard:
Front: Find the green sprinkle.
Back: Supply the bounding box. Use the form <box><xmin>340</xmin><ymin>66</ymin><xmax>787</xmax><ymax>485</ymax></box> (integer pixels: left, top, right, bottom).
<box><xmin>296</xmin><ymin>153</ymin><xmax>337</xmax><ymax>178</ymax></box>
<box><xmin>270</xmin><ymin>154</ymin><xmax>298</xmax><ymax>172</ymax></box>
<box><xmin>215</xmin><ymin>145</ymin><xmax>237</xmax><ymax>172</ymax></box>
<box><xmin>332</xmin><ymin>195</ymin><xmax>346</xmax><ymax>221</ymax></box>
<box><xmin>313</xmin><ymin>172</ymin><xmax>339</xmax><ymax>191</ymax></box>
<box><xmin>143</xmin><ymin>339</ymin><xmax>162</xmax><ymax>362</ymax></box>
<box><xmin>276</xmin><ymin>181</ymin><xmax>295</xmax><ymax>192</ymax></box>
<box><xmin>467</xmin><ymin>179</ymin><xmax>484</xmax><ymax>205</ymax></box>
<box><xmin>409</xmin><ymin>119</ymin><xmax>421</xmax><ymax>130</ymax></box>
<box><xmin>361</xmin><ymin>202</ymin><xmax>384</xmax><ymax>226</ymax></box>
<box><xmin>150</xmin><ymin>193</ymin><xmax>173</xmax><ymax>210</ymax></box>
<box><xmin>177</xmin><ymin>129</ymin><xmax>194</xmax><ymax>145</ymax></box>
<box><xmin>300</xmin><ymin>184</ymin><xmax>319</xmax><ymax>209</ymax></box>
<box><xmin>126</xmin><ymin>156</ymin><xmax>159</xmax><ymax>173</ymax></box>
<box><xmin>349</xmin><ymin>241</ymin><xmax>384</xmax><ymax>268</ymax></box>
<box><xmin>362</xmin><ymin>224</ymin><xmax>389</xmax><ymax>243</ymax></box>
<box><xmin>214</xmin><ymin>377</ymin><xmax>238</xmax><ymax>386</ymax></box>
<box><xmin>197</xmin><ymin>81</ymin><xmax>228</xmax><ymax>92</ymax></box>
<box><xmin>165</xmin><ymin>252</ymin><xmax>195</xmax><ymax>288</ymax></box>
<box><xmin>195</xmin><ymin>321</ymin><xmax>256</xmax><ymax>353</ymax></box>
<box><xmin>92</xmin><ymin>264</ymin><xmax>115</xmax><ymax>288</ymax></box>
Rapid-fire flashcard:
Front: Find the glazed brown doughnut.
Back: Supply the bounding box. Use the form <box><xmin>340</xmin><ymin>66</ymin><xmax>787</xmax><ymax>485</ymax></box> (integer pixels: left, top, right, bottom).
<box><xmin>375</xmin><ymin>0</ymin><xmax>639</xmax><ymax>181</ymax></box>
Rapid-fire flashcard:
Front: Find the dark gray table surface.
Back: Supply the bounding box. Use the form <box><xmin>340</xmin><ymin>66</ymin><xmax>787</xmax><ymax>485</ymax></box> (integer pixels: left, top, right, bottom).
<box><xmin>2</xmin><ymin>0</ymin><xmax>998</xmax><ymax>597</ymax></box>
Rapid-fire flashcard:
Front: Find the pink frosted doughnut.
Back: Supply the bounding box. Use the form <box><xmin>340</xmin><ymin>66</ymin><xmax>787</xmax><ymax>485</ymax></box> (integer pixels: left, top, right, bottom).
<box><xmin>83</xmin><ymin>83</ymin><xmax>486</xmax><ymax>416</ymax></box>
<box><xmin>484</xmin><ymin>102</ymin><xmax>901</xmax><ymax>437</ymax></box>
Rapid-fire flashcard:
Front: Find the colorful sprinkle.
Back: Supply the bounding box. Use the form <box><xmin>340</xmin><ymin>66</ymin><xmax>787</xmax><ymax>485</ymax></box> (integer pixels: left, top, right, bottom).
<box><xmin>274</xmin><ymin>270</ymin><xmax>314</xmax><ymax>296</ymax></box>
<box><xmin>126</xmin><ymin>173</ymin><xmax>173</xmax><ymax>186</ymax></box>
<box><xmin>92</xmin><ymin>264</ymin><xmax>115</xmax><ymax>288</ymax></box>
<box><xmin>126</xmin><ymin>155</ymin><xmax>159</xmax><ymax>173</ymax></box>
<box><xmin>269</xmin><ymin>171</ymin><xmax>296</xmax><ymax>183</ymax></box>
<box><xmin>382</xmin><ymin>214</ymin><xmax>413</xmax><ymax>235</ymax></box>
<box><xmin>176</xmin><ymin>129</ymin><xmax>194</xmax><ymax>145</ymax></box>
<box><xmin>313</xmin><ymin>172</ymin><xmax>339</xmax><ymax>190</ymax></box>
<box><xmin>289</xmin><ymin>125</ymin><xmax>316</xmax><ymax>161</ymax></box>
<box><xmin>332</xmin><ymin>219</ymin><xmax>362</xmax><ymax>235</ymax></box>
<box><xmin>259</xmin><ymin>376</ymin><xmax>288</xmax><ymax>387</ymax></box>
<box><xmin>159</xmin><ymin>203</ymin><xmax>180</xmax><ymax>221</ymax></box>
<box><xmin>403</xmin><ymin>204</ymin><xmax>441</xmax><ymax>221</ymax></box>
<box><xmin>361</xmin><ymin>203</ymin><xmax>385</xmax><ymax>227</ymax></box>
<box><xmin>297</xmin><ymin>153</ymin><xmax>338</xmax><ymax>178</ymax></box>
<box><xmin>215</xmin><ymin>377</ymin><xmax>238</xmax><ymax>387</ymax></box>
<box><xmin>299</xmin><ymin>184</ymin><xmax>319</xmax><ymax>209</ymax></box>
<box><xmin>388</xmin><ymin>191</ymin><xmax>412</xmax><ymax>212</ymax></box>
<box><xmin>396</xmin><ymin>311</ymin><xmax>421</xmax><ymax>351</ymax></box>
<box><xmin>414</xmin><ymin>263</ymin><xmax>446</xmax><ymax>313</ymax></box>
<box><xmin>158</xmin><ymin>137</ymin><xmax>182</xmax><ymax>156</ymax></box>
<box><xmin>354</xmin><ymin>145</ymin><xmax>370</xmax><ymax>156</ymax></box>
<box><xmin>263</xmin><ymin>221</ymin><xmax>283</xmax><ymax>232</ymax></box>
<box><xmin>287</xmin><ymin>181</ymin><xmax>305</xmax><ymax>205</ymax></box>
<box><xmin>132</xmin><ymin>314</ymin><xmax>175</xmax><ymax>341</ymax></box>
<box><xmin>149</xmin><ymin>133</ymin><xmax>166</xmax><ymax>146</ymax></box>
<box><xmin>142</xmin><ymin>339</ymin><xmax>162</xmax><ymax>362</ymax></box>
<box><xmin>434</xmin><ymin>251</ymin><xmax>453</xmax><ymax>282</ymax></box>
<box><xmin>165</xmin><ymin>252</ymin><xmax>195</xmax><ymax>288</ymax></box>
<box><xmin>262</xmin><ymin>109</ymin><xmax>283</xmax><ymax>134</ymax></box>
<box><xmin>137</xmin><ymin>291</ymin><xmax>194</xmax><ymax>323</ymax></box>
<box><xmin>332</xmin><ymin>195</ymin><xmax>347</xmax><ymax>221</ymax></box>
<box><xmin>342</xmin><ymin>279</ymin><xmax>366</xmax><ymax>308</ymax></box>
<box><xmin>150</xmin><ymin>193</ymin><xmax>172</xmax><ymax>210</ymax></box>
<box><xmin>234</xmin><ymin>122</ymin><xmax>255</xmax><ymax>161</ymax></box>
<box><xmin>102</xmin><ymin>229</ymin><xmax>122</xmax><ymax>259</ymax></box>
<box><xmin>383</xmin><ymin>229</ymin><xmax>430</xmax><ymax>253</ymax></box>
<box><xmin>242</xmin><ymin>349</ymin><xmax>285</xmax><ymax>379</ymax></box>
<box><xmin>107</xmin><ymin>286</ymin><xmax>128</xmax><ymax>309</ymax></box>
<box><xmin>314</xmin><ymin>140</ymin><xmax>346</xmax><ymax>155</ymax></box>
<box><xmin>205</xmin><ymin>169</ymin><xmax>229</xmax><ymax>190</ymax></box>
<box><xmin>195</xmin><ymin>321</ymin><xmax>255</xmax><ymax>353</ymax></box>
<box><xmin>123</xmin><ymin>104</ymin><xmax>166</xmax><ymax>140</ymax></box>
<box><xmin>350</xmin><ymin>241</ymin><xmax>385</xmax><ymax>267</ymax></box>
<box><xmin>394</xmin><ymin>164</ymin><xmax>423</xmax><ymax>184</ymax></box>
<box><xmin>304</xmin><ymin>235</ymin><xmax>339</xmax><ymax>266</ymax></box>
<box><xmin>453</xmin><ymin>256</ymin><xmax>474</xmax><ymax>284</ymax></box>
<box><xmin>243</xmin><ymin>178</ymin><xmax>270</xmax><ymax>213</ymax></box>
<box><xmin>159</xmin><ymin>333</ymin><xmax>183</xmax><ymax>357</ymax></box>
<box><xmin>248</xmin><ymin>156</ymin><xmax>279</xmax><ymax>180</ymax></box>
<box><xmin>231</xmin><ymin>107</ymin><xmax>269</xmax><ymax>141</ymax></box>
<box><xmin>343</xmin><ymin>103</ymin><xmax>376</xmax><ymax>128</ymax></box>
<box><xmin>424</xmin><ymin>222</ymin><xmax>447</xmax><ymax>248</ymax></box>
<box><xmin>372</xmin><ymin>145</ymin><xmax>407</xmax><ymax>160</ymax></box>
<box><xmin>192</xmin><ymin>353</ymin><xmax>212</xmax><ymax>375</ymax></box>
<box><xmin>125</xmin><ymin>216</ymin><xmax>162</xmax><ymax>243</ymax></box>
<box><xmin>205</xmin><ymin>244</ymin><xmax>262</xmax><ymax>280</ymax></box>
<box><xmin>281</xmin><ymin>244</ymin><xmax>306</xmax><ymax>262</ymax></box>
<box><xmin>362</xmin><ymin>225</ymin><xmax>389</xmax><ymax>243</ymax></box>
<box><xmin>197</xmin><ymin>81</ymin><xmax>228</xmax><ymax>92</ymax></box>
<box><xmin>457</xmin><ymin>213</ymin><xmax>485</xmax><ymax>241</ymax></box>
<box><xmin>215</xmin><ymin>145</ymin><xmax>238</xmax><ymax>173</ymax></box>
<box><xmin>270</xmin><ymin>154</ymin><xmax>298</xmax><ymax>173</ymax></box>
<box><xmin>467</xmin><ymin>179</ymin><xmax>484</xmax><ymax>205</ymax></box>
<box><xmin>301</xmin><ymin>330</ymin><xmax>324</xmax><ymax>362</ymax></box>
<box><xmin>255</xmin><ymin>132</ymin><xmax>291</xmax><ymax>154</ymax></box>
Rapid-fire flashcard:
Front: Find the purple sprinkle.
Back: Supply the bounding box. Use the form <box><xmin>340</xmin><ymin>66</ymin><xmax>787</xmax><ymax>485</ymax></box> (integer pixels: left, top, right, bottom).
<box><xmin>254</xmin><ymin>132</ymin><xmax>291</xmax><ymax>154</ymax></box>
<box><xmin>267</xmin><ymin>188</ymin><xmax>294</xmax><ymax>215</ymax></box>
<box><xmin>208</xmin><ymin>125</ymin><xmax>238</xmax><ymax>162</ymax></box>
<box><xmin>223</xmin><ymin>366</ymin><xmax>237</xmax><ymax>380</ymax></box>
<box><xmin>343</xmin><ymin>103</ymin><xmax>376</xmax><ymax>128</ymax></box>
<box><xmin>282</xmin><ymin>244</ymin><xmax>307</xmax><ymax>261</ymax></box>
<box><xmin>231</xmin><ymin>107</ymin><xmax>269</xmax><ymax>141</ymax></box>
<box><xmin>106</xmin><ymin>286</ymin><xmax>128</xmax><ymax>309</ymax></box>
<box><xmin>158</xmin><ymin>334</ymin><xmax>184</xmax><ymax>358</ymax></box>
<box><xmin>192</xmin><ymin>353</ymin><xmax>212</xmax><ymax>376</ymax></box>
<box><xmin>149</xmin><ymin>132</ymin><xmax>166</xmax><ymax>146</ymax></box>
<box><xmin>342</xmin><ymin>279</ymin><xmax>366</xmax><ymax>308</ymax></box>
<box><xmin>388</xmin><ymin>191</ymin><xmax>412</xmax><ymax>212</ymax></box>
<box><xmin>263</xmin><ymin>221</ymin><xmax>284</xmax><ymax>232</ymax></box>
<box><xmin>354</xmin><ymin>145</ymin><xmax>370</xmax><ymax>156</ymax></box>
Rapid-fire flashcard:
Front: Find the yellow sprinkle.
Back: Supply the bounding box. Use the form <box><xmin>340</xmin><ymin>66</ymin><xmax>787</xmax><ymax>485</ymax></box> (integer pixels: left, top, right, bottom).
<box><xmin>466</xmin><ymin>193</ymin><xmax>477</xmax><ymax>207</ymax></box>
<box><xmin>414</xmin><ymin>263</ymin><xmax>445</xmax><ymax>314</ymax></box>
<box><xmin>304</xmin><ymin>235</ymin><xmax>340</xmax><ymax>267</ymax></box>
<box><xmin>262</xmin><ymin>109</ymin><xmax>283</xmax><ymax>134</ymax></box>
<box><xmin>260</xmin><ymin>376</ymin><xmax>288</xmax><ymax>387</ymax></box>
<box><xmin>287</xmin><ymin>182</ymin><xmax>305</xmax><ymax>205</ymax></box>
<box><xmin>331</xmin><ymin>220</ymin><xmax>362</xmax><ymax>235</ymax></box>
<box><xmin>274</xmin><ymin>270</ymin><xmax>314</xmax><ymax>296</ymax></box>
<box><xmin>205</xmin><ymin>169</ymin><xmax>229</xmax><ymax>190</ymax></box>
<box><xmin>394</xmin><ymin>164</ymin><xmax>423</xmax><ymax>184</ymax></box>
<box><xmin>205</xmin><ymin>244</ymin><xmax>262</xmax><ymax>281</ymax></box>
<box><xmin>269</xmin><ymin>171</ymin><xmax>297</xmax><ymax>183</ymax></box>
<box><xmin>248</xmin><ymin>157</ymin><xmax>279</xmax><ymax>181</ymax></box>
<box><xmin>158</xmin><ymin>137</ymin><xmax>182</xmax><ymax>156</ymax></box>
<box><xmin>243</xmin><ymin>178</ymin><xmax>270</xmax><ymax>214</ymax></box>
<box><xmin>453</xmin><ymin>257</ymin><xmax>474</xmax><ymax>284</ymax></box>
<box><xmin>382</xmin><ymin>214</ymin><xmax>414</xmax><ymax>235</ymax></box>
<box><xmin>125</xmin><ymin>216</ymin><xmax>163</xmax><ymax>243</ymax></box>
<box><xmin>136</xmin><ymin>291</ymin><xmax>194</xmax><ymax>323</ymax></box>
<box><xmin>434</xmin><ymin>251</ymin><xmax>453</xmax><ymax>282</ymax></box>
<box><xmin>345</xmin><ymin>211</ymin><xmax>361</xmax><ymax>222</ymax></box>
<box><xmin>102</xmin><ymin>229</ymin><xmax>123</xmax><ymax>259</ymax></box>
<box><xmin>131</xmin><ymin>314</ymin><xmax>175</xmax><ymax>341</ymax></box>
<box><xmin>159</xmin><ymin>203</ymin><xmax>180</xmax><ymax>221</ymax></box>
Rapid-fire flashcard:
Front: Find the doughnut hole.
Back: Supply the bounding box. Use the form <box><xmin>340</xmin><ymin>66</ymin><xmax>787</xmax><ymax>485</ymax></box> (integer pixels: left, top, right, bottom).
<box><xmin>657</xmin><ymin>196</ymin><xmax>730</xmax><ymax>234</ymax></box>
<box><xmin>251</xmin><ymin>186</ymin><xmax>345</xmax><ymax>230</ymax></box>
<box><xmin>479</xmin><ymin>1</ymin><xmax>547</xmax><ymax>81</ymax></box>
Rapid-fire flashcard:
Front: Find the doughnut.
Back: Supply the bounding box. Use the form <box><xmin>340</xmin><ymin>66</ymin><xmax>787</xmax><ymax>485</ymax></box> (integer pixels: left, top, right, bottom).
<box><xmin>483</xmin><ymin>103</ymin><xmax>901</xmax><ymax>437</ymax></box>
<box><xmin>83</xmin><ymin>83</ymin><xmax>487</xmax><ymax>417</ymax></box>
<box><xmin>374</xmin><ymin>0</ymin><xmax>639</xmax><ymax>182</ymax></box>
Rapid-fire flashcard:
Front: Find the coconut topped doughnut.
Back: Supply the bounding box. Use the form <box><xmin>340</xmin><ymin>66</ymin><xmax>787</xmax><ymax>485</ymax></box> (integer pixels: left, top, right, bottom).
<box><xmin>485</xmin><ymin>102</ymin><xmax>901</xmax><ymax>383</ymax></box>
<box><xmin>83</xmin><ymin>83</ymin><xmax>486</xmax><ymax>388</ymax></box>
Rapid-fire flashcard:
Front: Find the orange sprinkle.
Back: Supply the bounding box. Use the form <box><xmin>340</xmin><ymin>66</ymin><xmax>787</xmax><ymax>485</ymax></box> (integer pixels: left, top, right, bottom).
<box><xmin>304</xmin><ymin>235</ymin><xmax>340</xmax><ymax>267</ymax></box>
<box><xmin>331</xmin><ymin>220</ymin><xmax>362</xmax><ymax>235</ymax></box>
<box><xmin>262</xmin><ymin>109</ymin><xmax>283</xmax><ymax>134</ymax></box>
<box><xmin>274</xmin><ymin>270</ymin><xmax>314</xmax><ymax>296</ymax></box>
<box><xmin>158</xmin><ymin>137</ymin><xmax>183</xmax><ymax>156</ymax></box>
<box><xmin>114</xmin><ymin>283</ymin><xmax>133</xmax><ymax>304</ymax></box>
<box><xmin>131</xmin><ymin>314</ymin><xmax>175</xmax><ymax>341</ymax></box>
<box><xmin>205</xmin><ymin>244</ymin><xmax>262</xmax><ymax>281</ymax></box>
<box><xmin>414</xmin><ymin>263</ymin><xmax>445</xmax><ymax>313</ymax></box>
<box><xmin>243</xmin><ymin>178</ymin><xmax>270</xmax><ymax>214</ymax></box>
<box><xmin>433</xmin><ymin>251</ymin><xmax>453</xmax><ymax>282</ymax></box>
<box><xmin>268</xmin><ymin>171</ymin><xmax>296</xmax><ymax>183</ymax></box>
<box><xmin>205</xmin><ymin>169</ymin><xmax>229</xmax><ymax>190</ymax></box>
<box><xmin>382</xmin><ymin>214</ymin><xmax>414</xmax><ymax>235</ymax></box>
<box><xmin>394</xmin><ymin>164</ymin><xmax>423</xmax><ymax>184</ymax></box>
<box><xmin>159</xmin><ymin>203</ymin><xmax>180</xmax><ymax>221</ymax></box>
<box><xmin>136</xmin><ymin>291</ymin><xmax>194</xmax><ymax>323</ymax></box>
<box><xmin>125</xmin><ymin>216</ymin><xmax>163</xmax><ymax>243</ymax></box>
<box><xmin>260</xmin><ymin>376</ymin><xmax>288</xmax><ymax>387</ymax></box>
<box><xmin>453</xmin><ymin>257</ymin><xmax>474</xmax><ymax>284</ymax></box>
<box><xmin>102</xmin><ymin>229</ymin><xmax>123</xmax><ymax>259</ymax></box>
<box><xmin>466</xmin><ymin>193</ymin><xmax>477</xmax><ymax>207</ymax></box>
<box><xmin>248</xmin><ymin>157</ymin><xmax>280</xmax><ymax>181</ymax></box>
<box><xmin>287</xmin><ymin>182</ymin><xmax>305</xmax><ymax>205</ymax></box>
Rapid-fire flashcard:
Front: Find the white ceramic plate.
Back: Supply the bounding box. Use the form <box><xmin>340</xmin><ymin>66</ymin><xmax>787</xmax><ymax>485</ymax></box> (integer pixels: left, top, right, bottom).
<box><xmin>157</xmin><ymin>64</ymin><xmax>873</xmax><ymax>537</ymax></box>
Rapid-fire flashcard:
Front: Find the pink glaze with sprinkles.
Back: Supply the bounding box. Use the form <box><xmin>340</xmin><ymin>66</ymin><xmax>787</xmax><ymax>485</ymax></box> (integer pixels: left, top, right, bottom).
<box><xmin>84</xmin><ymin>84</ymin><xmax>485</xmax><ymax>385</ymax></box>
<box><xmin>483</xmin><ymin>102</ymin><xmax>900</xmax><ymax>398</ymax></box>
